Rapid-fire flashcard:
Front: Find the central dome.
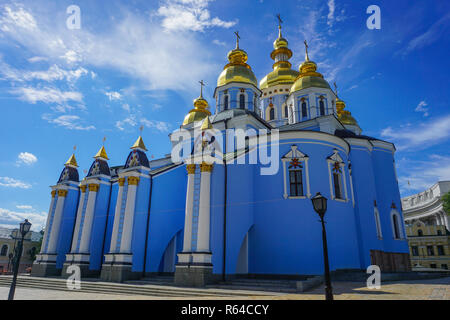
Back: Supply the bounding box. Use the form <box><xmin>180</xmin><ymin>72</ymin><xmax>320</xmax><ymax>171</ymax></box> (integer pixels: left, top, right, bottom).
<box><xmin>217</xmin><ymin>48</ymin><xmax>257</xmax><ymax>87</ymax></box>
<box><xmin>290</xmin><ymin>59</ymin><xmax>331</xmax><ymax>93</ymax></box>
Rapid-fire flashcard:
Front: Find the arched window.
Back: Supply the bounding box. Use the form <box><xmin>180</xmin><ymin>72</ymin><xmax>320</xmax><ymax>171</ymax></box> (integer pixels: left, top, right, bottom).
<box><xmin>391</xmin><ymin>211</ymin><xmax>402</xmax><ymax>239</ymax></box>
<box><xmin>418</xmin><ymin>229</ymin><xmax>423</xmax><ymax>236</ymax></box>
<box><xmin>319</xmin><ymin>100</ymin><xmax>325</xmax><ymax>116</ymax></box>
<box><xmin>289</xmin><ymin>168</ymin><xmax>303</xmax><ymax>197</ymax></box>
<box><xmin>333</xmin><ymin>170</ymin><xmax>343</xmax><ymax>199</ymax></box>
<box><xmin>284</xmin><ymin>105</ymin><xmax>288</xmax><ymax>118</ymax></box>
<box><xmin>374</xmin><ymin>208</ymin><xmax>382</xmax><ymax>239</ymax></box>
<box><xmin>0</xmin><ymin>244</ymin><xmax>8</xmax><ymax>256</ymax></box>
<box><xmin>437</xmin><ymin>230</ymin><xmax>442</xmax><ymax>236</ymax></box>
<box><xmin>269</xmin><ymin>107</ymin><xmax>275</xmax><ymax>120</ymax></box>
<box><xmin>301</xmin><ymin>102</ymin><xmax>307</xmax><ymax>119</ymax></box>
<box><xmin>239</xmin><ymin>94</ymin><xmax>245</xmax><ymax>109</ymax></box>
<box><xmin>224</xmin><ymin>95</ymin><xmax>229</xmax><ymax>110</ymax></box>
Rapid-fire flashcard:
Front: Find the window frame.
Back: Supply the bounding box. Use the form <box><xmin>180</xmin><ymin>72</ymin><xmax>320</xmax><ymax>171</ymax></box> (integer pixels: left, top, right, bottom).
<box><xmin>326</xmin><ymin>149</ymin><xmax>348</xmax><ymax>202</ymax></box>
<box><xmin>374</xmin><ymin>207</ymin><xmax>383</xmax><ymax>239</ymax></box>
<box><xmin>391</xmin><ymin>210</ymin><xmax>404</xmax><ymax>240</ymax></box>
<box><xmin>282</xmin><ymin>145</ymin><xmax>311</xmax><ymax>199</ymax></box>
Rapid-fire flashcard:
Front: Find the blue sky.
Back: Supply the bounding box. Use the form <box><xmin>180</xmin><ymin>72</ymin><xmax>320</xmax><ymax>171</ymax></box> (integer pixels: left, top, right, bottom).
<box><xmin>0</xmin><ymin>0</ymin><xmax>449</xmax><ymax>230</ymax></box>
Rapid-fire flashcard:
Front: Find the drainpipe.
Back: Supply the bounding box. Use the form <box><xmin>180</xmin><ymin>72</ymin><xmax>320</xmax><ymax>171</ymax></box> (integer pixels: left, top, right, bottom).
<box><xmin>142</xmin><ymin>174</ymin><xmax>153</xmax><ymax>278</ymax></box>
<box><xmin>222</xmin><ymin>120</ymin><xmax>228</xmax><ymax>282</ymax></box>
<box><xmin>99</xmin><ymin>180</ymin><xmax>113</xmax><ymax>273</ymax></box>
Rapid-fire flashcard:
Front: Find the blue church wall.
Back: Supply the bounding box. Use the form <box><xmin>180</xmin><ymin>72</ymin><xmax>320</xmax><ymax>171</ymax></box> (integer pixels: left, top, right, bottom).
<box><xmin>371</xmin><ymin>147</ymin><xmax>409</xmax><ymax>254</ymax></box>
<box><xmin>210</xmin><ymin>160</ymin><xmax>255</xmax><ymax>275</ymax></box>
<box><xmin>216</xmin><ymin>85</ymin><xmax>258</xmax><ymax>113</ymax></box>
<box><xmin>56</xmin><ymin>187</ymin><xmax>79</xmax><ymax>269</ymax></box>
<box><xmin>248</xmin><ymin>139</ymin><xmax>360</xmax><ymax>275</ymax></box>
<box><xmin>144</xmin><ymin>165</ymin><xmax>186</xmax><ymax>273</ymax></box>
<box><xmin>130</xmin><ymin>175</ymin><xmax>151</xmax><ymax>272</ymax></box>
<box><xmin>88</xmin><ymin>182</ymin><xmax>111</xmax><ymax>271</ymax></box>
<box><xmin>102</xmin><ymin>181</ymin><xmax>118</xmax><ymax>258</ymax></box>
<box><xmin>348</xmin><ymin>146</ymin><xmax>384</xmax><ymax>268</ymax></box>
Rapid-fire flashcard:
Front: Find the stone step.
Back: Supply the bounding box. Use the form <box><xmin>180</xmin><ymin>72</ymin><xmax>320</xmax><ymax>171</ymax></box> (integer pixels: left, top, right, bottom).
<box><xmin>210</xmin><ymin>284</ymin><xmax>298</xmax><ymax>293</ymax></box>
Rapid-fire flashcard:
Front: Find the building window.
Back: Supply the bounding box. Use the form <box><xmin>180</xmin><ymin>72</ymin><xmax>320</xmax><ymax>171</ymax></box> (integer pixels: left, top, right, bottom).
<box><xmin>427</xmin><ymin>246</ymin><xmax>434</xmax><ymax>256</ymax></box>
<box><xmin>430</xmin><ymin>263</ymin><xmax>437</xmax><ymax>269</ymax></box>
<box><xmin>418</xmin><ymin>229</ymin><xmax>423</xmax><ymax>236</ymax></box>
<box><xmin>289</xmin><ymin>169</ymin><xmax>304</xmax><ymax>197</ymax></box>
<box><xmin>327</xmin><ymin>149</ymin><xmax>347</xmax><ymax>201</ymax></box>
<box><xmin>239</xmin><ymin>94</ymin><xmax>245</xmax><ymax>109</ymax></box>
<box><xmin>333</xmin><ymin>171</ymin><xmax>343</xmax><ymax>199</ymax></box>
<box><xmin>412</xmin><ymin>246</ymin><xmax>419</xmax><ymax>256</ymax></box>
<box><xmin>437</xmin><ymin>245</ymin><xmax>445</xmax><ymax>256</ymax></box>
<box><xmin>224</xmin><ymin>95</ymin><xmax>229</xmax><ymax>110</ymax></box>
<box><xmin>442</xmin><ymin>264</ymin><xmax>448</xmax><ymax>270</ymax></box>
<box><xmin>437</xmin><ymin>230</ymin><xmax>442</xmax><ymax>236</ymax></box>
<box><xmin>0</xmin><ymin>244</ymin><xmax>8</xmax><ymax>256</ymax></box>
<box><xmin>319</xmin><ymin>100</ymin><xmax>325</xmax><ymax>116</ymax></box>
<box><xmin>269</xmin><ymin>107</ymin><xmax>275</xmax><ymax>120</ymax></box>
<box><xmin>301</xmin><ymin>101</ymin><xmax>307</xmax><ymax>119</ymax></box>
<box><xmin>284</xmin><ymin>105</ymin><xmax>288</xmax><ymax>118</ymax></box>
<box><xmin>374</xmin><ymin>208</ymin><xmax>382</xmax><ymax>239</ymax></box>
<box><xmin>391</xmin><ymin>210</ymin><xmax>403</xmax><ymax>239</ymax></box>
<box><xmin>282</xmin><ymin>145</ymin><xmax>310</xmax><ymax>199</ymax></box>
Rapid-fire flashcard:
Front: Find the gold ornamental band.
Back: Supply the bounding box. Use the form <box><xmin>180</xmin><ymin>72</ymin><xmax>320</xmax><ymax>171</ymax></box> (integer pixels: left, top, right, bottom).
<box><xmin>186</xmin><ymin>164</ymin><xmax>196</xmax><ymax>174</ymax></box>
<box><xmin>51</xmin><ymin>190</ymin><xmax>57</xmax><ymax>197</ymax></box>
<box><xmin>118</xmin><ymin>177</ymin><xmax>126</xmax><ymax>186</ymax></box>
<box><xmin>127</xmin><ymin>176</ymin><xmax>140</xmax><ymax>185</ymax></box>
<box><xmin>79</xmin><ymin>185</ymin><xmax>87</xmax><ymax>193</ymax></box>
<box><xmin>88</xmin><ymin>183</ymin><xmax>100</xmax><ymax>192</ymax></box>
<box><xmin>200</xmin><ymin>162</ymin><xmax>213</xmax><ymax>173</ymax></box>
<box><xmin>57</xmin><ymin>189</ymin><xmax>68</xmax><ymax>197</ymax></box>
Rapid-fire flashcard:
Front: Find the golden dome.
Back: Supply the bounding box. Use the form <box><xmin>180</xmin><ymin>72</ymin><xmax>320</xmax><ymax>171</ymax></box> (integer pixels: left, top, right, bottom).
<box><xmin>335</xmin><ymin>95</ymin><xmax>358</xmax><ymax>125</ymax></box>
<box><xmin>217</xmin><ymin>43</ymin><xmax>257</xmax><ymax>87</ymax></box>
<box><xmin>182</xmin><ymin>96</ymin><xmax>211</xmax><ymax>126</ymax></box>
<box><xmin>290</xmin><ymin>41</ymin><xmax>331</xmax><ymax>93</ymax></box>
<box><xmin>260</xmin><ymin>25</ymin><xmax>299</xmax><ymax>90</ymax></box>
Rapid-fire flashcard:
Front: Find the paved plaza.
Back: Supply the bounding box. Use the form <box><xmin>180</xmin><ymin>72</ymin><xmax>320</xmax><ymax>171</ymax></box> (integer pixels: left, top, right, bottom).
<box><xmin>0</xmin><ymin>277</ymin><xmax>448</xmax><ymax>300</ymax></box>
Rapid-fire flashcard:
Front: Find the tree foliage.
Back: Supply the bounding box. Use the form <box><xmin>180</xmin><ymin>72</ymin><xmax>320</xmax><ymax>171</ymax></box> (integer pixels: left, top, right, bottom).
<box><xmin>443</xmin><ymin>191</ymin><xmax>450</xmax><ymax>215</ymax></box>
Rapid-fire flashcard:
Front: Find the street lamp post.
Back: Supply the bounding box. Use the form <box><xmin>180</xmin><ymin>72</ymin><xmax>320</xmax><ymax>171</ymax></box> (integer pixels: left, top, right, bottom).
<box><xmin>311</xmin><ymin>192</ymin><xmax>333</xmax><ymax>301</ymax></box>
<box><xmin>8</xmin><ymin>219</ymin><xmax>32</xmax><ymax>300</ymax></box>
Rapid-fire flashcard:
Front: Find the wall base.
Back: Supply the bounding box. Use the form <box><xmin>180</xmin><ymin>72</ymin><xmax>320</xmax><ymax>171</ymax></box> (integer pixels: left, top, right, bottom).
<box><xmin>174</xmin><ymin>264</ymin><xmax>214</xmax><ymax>287</ymax></box>
<box><xmin>61</xmin><ymin>263</ymin><xmax>99</xmax><ymax>278</ymax></box>
<box><xmin>100</xmin><ymin>264</ymin><xmax>141</xmax><ymax>283</ymax></box>
<box><xmin>31</xmin><ymin>261</ymin><xmax>60</xmax><ymax>277</ymax></box>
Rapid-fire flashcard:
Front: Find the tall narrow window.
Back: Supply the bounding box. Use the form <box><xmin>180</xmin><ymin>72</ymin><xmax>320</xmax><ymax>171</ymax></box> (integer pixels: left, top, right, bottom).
<box><xmin>319</xmin><ymin>100</ymin><xmax>325</xmax><ymax>116</ymax></box>
<box><xmin>301</xmin><ymin>102</ymin><xmax>307</xmax><ymax>119</ymax></box>
<box><xmin>224</xmin><ymin>95</ymin><xmax>229</xmax><ymax>110</ymax></box>
<box><xmin>0</xmin><ymin>245</ymin><xmax>7</xmax><ymax>256</ymax></box>
<box><xmin>284</xmin><ymin>105</ymin><xmax>288</xmax><ymax>118</ymax></box>
<box><xmin>374</xmin><ymin>208</ymin><xmax>382</xmax><ymax>239</ymax></box>
<box><xmin>333</xmin><ymin>172</ymin><xmax>342</xmax><ymax>199</ymax></box>
<box><xmin>239</xmin><ymin>94</ymin><xmax>245</xmax><ymax>109</ymax></box>
<box><xmin>289</xmin><ymin>169</ymin><xmax>303</xmax><ymax>197</ymax></box>
<box><xmin>392</xmin><ymin>213</ymin><xmax>401</xmax><ymax>239</ymax></box>
<box><xmin>269</xmin><ymin>107</ymin><xmax>275</xmax><ymax>120</ymax></box>
<box><xmin>418</xmin><ymin>229</ymin><xmax>423</xmax><ymax>236</ymax></box>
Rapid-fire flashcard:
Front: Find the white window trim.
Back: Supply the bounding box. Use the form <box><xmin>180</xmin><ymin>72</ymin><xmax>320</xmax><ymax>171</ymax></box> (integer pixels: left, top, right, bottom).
<box><xmin>391</xmin><ymin>209</ymin><xmax>404</xmax><ymax>240</ymax></box>
<box><xmin>222</xmin><ymin>93</ymin><xmax>230</xmax><ymax>111</ymax></box>
<box><xmin>238</xmin><ymin>91</ymin><xmax>248</xmax><ymax>109</ymax></box>
<box><xmin>266</xmin><ymin>104</ymin><xmax>277</xmax><ymax>121</ymax></box>
<box><xmin>374</xmin><ymin>207</ymin><xmax>383</xmax><ymax>239</ymax></box>
<box><xmin>299</xmin><ymin>98</ymin><xmax>309</xmax><ymax>121</ymax></box>
<box><xmin>327</xmin><ymin>149</ymin><xmax>348</xmax><ymax>201</ymax></box>
<box><xmin>282</xmin><ymin>145</ymin><xmax>311</xmax><ymax>199</ymax></box>
<box><xmin>348</xmin><ymin>161</ymin><xmax>355</xmax><ymax>207</ymax></box>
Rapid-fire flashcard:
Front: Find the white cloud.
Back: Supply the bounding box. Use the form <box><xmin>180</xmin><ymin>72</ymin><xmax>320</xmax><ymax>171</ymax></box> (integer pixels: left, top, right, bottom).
<box><xmin>27</xmin><ymin>56</ymin><xmax>48</xmax><ymax>63</ymax></box>
<box><xmin>17</xmin><ymin>152</ymin><xmax>37</xmax><ymax>166</ymax></box>
<box><xmin>116</xmin><ymin>114</ymin><xmax>170</xmax><ymax>133</ymax></box>
<box><xmin>105</xmin><ymin>91</ymin><xmax>122</xmax><ymax>101</ymax></box>
<box><xmin>415</xmin><ymin>100</ymin><xmax>429</xmax><ymax>117</ymax></box>
<box><xmin>381</xmin><ymin>115</ymin><xmax>450</xmax><ymax>151</ymax></box>
<box><xmin>42</xmin><ymin>114</ymin><xmax>95</xmax><ymax>131</ymax></box>
<box><xmin>327</xmin><ymin>0</ymin><xmax>335</xmax><ymax>27</ymax></box>
<box><xmin>212</xmin><ymin>39</ymin><xmax>226</xmax><ymax>46</ymax></box>
<box><xmin>157</xmin><ymin>0</ymin><xmax>236</xmax><ymax>32</ymax></box>
<box><xmin>0</xmin><ymin>62</ymin><xmax>88</xmax><ymax>83</ymax></box>
<box><xmin>0</xmin><ymin>177</ymin><xmax>32</xmax><ymax>189</ymax></box>
<box><xmin>16</xmin><ymin>205</ymin><xmax>32</xmax><ymax>210</ymax></box>
<box><xmin>11</xmin><ymin>86</ymin><xmax>83</xmax><ymax>104</ymax></box>
<box><xmin>122</xmin><ymin>103</ymin><xmax>131</xmax><ymax>112</ymax></box>
<box><xmin>405</xmin><ymin>13</ymin><xmax>450</xmax><ymax>54</ymax></box>
<box><xmin>398</xmin><ymin>154</ymin><xmax>450</xmax><ymax>195</ymax></box>
<box><xmin>0</xmin><ymin>5</ymin><xmax>37</xmax><ymax>31</ymax></box>
<box><xmin>0</xmin><ymin>207</ymin><xmax>46</xmax><ymax>231</ymax></box>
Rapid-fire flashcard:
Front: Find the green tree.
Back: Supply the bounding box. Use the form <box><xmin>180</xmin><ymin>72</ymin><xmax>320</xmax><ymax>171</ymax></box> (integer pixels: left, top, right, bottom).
<box><xmin>443</xmin><ymin>191</ymin><xmax>450</xmax><ymax>215</ymax></box>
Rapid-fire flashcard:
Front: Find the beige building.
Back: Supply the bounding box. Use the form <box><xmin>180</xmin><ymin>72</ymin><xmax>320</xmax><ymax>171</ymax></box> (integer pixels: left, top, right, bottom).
<box><xmin>405</xmin><ymin>222</ymin><xmax>449</xmax><ymax>270</ymax></box>
<box><xmin>402</xmin><ymin>181</ymin><xmax>450</xmax><ymax>270</ymax></box>
<box><xmin>0</xmin><ymin>228</ymin><xmax>42</xmax><ymax>273</ymax></box>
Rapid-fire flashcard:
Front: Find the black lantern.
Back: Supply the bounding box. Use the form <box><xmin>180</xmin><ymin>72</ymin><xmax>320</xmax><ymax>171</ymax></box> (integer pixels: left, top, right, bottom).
<box><xmin>311</xmin><ymin>192</ymin><xmax>333</xmax><ymax>301</ymax></box>
<box><xmin>20</xmin><ymin>219</ymin><xmax>32</xmax><ymax>237</ymax></box>
<box><xmin>311</xmin><ymin>192</ymin><xmax>327</xmax><ymax>219</ymax></box>
<box><xmin>8</xmin><ymin>219</ymin><xmax>32</xmax><ymax>300</ymax></box>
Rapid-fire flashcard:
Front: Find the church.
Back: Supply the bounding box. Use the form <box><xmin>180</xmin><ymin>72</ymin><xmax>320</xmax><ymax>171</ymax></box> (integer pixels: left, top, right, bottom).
<box><xmin>32</xmin><ymin>24</ymin><xmax>411</xmax><ymax>285</ymax></box>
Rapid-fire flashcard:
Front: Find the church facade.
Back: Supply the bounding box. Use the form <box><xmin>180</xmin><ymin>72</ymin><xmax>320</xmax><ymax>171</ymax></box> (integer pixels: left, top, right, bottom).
<box><xmin>32</xmin><ymin>27</ymin><xmax>410</xmax><ymax>284</ymax></box>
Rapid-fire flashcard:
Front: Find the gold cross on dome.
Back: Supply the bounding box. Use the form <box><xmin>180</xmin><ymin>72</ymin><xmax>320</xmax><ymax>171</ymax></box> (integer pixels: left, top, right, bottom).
<box><xmin>304</xmin><ymin>40</ymin><xmax>309</xmax><ymax>60</ymax></box>
<box><xmin>334</xmin><ymin>82</ymin><xmax>338</xmax><ymax>96</ymax></box>
<box><xmin>234</xmin><ymin>31</ymin><xmax>240</xmax><ymax>49</ymax></box>
<box><xmin>276</xmin><ymin>14</ymin><xmax>283</xmax><ymax>28</ymax></box>
<box><xmin>139</xmin><ymin>125</ymin><xmax>144</xmax><ymax>135</ymax></box>
<box><xmin>199</xmin><ymin>80</ymin><xmax>206</xmax><ymax>97</ymax></box>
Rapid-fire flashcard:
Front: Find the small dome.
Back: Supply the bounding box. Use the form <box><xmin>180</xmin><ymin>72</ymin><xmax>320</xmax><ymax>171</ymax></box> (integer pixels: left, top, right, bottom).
<box><xmin>340</xmin><ymin>110</ymin><xmax>358</xmax><ymax>125</ymax></box>
<box><xmin>182</xmin><ymin>96</ymin><xmax>211</xmax><ymax>126</ymax></box>
<box><xmin>273</xmin><ymin>37</ymin><xmax>288</xmax><ymax>50</ymax></box>
<box><xmin>260</xmin><ymin>65</ymin><xmax>299</xmax><ymax>90</ymax></box>
<box><xmin>217</xmin><ymin>47</ymin><xmax>258</xmax><ymax>87</ymax></box>
<box><xmin>290</xmin><ymin>60</ymin><xmax>331</xmax><ymax>93</ymax></box>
